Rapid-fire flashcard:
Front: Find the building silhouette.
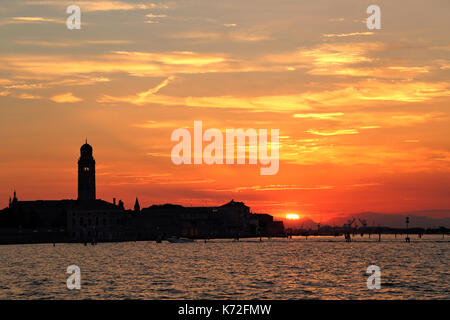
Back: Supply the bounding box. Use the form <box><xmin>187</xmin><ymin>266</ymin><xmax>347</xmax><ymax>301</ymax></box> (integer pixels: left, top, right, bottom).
<box><xmin>0</xmin><ymin>141</ymin><xmax>284</xmax><ymax>244</ymax></box>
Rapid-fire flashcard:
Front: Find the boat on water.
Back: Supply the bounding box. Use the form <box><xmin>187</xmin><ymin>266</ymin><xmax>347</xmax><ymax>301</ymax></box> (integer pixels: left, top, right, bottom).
<box><xmin>167</xmin><ymin>236</ymin><xmax>195</xmax><ymax>243</ymax></box>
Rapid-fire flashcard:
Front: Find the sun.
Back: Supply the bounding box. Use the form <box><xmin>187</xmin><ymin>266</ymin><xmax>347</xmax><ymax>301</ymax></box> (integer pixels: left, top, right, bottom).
<box><xmin>285</xmin><ymin>213</ymin><xmax>300</xmax><ymax>220</ymax></box>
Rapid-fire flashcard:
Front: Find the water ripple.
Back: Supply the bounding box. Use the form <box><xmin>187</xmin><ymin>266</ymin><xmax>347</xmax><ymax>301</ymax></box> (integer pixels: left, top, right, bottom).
<box><xmin>0</xmin><ymin>235</ymin><xmax>448</xmax><ymax>299</ymax></box>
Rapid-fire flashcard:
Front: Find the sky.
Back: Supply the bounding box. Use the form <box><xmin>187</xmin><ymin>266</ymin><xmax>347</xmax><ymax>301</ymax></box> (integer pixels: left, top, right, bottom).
<box><xmin>0</xmin><ymin>0</ymin><xmax>449</xmax><ymax>220</ymax></box>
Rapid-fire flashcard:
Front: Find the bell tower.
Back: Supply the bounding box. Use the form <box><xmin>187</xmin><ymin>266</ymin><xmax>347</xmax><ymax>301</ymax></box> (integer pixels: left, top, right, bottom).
<box><xmin>78</xmin><ymin>140</ymin><xmax>96</xmax><ymax>201</ymax></box>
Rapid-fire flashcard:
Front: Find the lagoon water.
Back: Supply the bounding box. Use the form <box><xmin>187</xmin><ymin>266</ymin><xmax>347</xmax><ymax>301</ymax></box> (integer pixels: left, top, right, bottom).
<box><xmin>0</xmin><ymin>235</ymin><xmax>448</xmax><ymax>299</ymax></box>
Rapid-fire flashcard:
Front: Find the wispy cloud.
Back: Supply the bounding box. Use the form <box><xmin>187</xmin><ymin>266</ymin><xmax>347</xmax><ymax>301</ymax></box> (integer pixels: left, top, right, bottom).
<box><xmin>4</xmin><ymin>76</ymin><xmax>110</xmax><ymax>91</ymax></box>
<box><xmin>328</xmin><ymin>18</ymin><xmax>345</xmax><ymax>22</ymax></box>
<box><xmin>136</xmin><ymin>121</ymin><xmax>180</xmax><ymax>129</ymax></box>
<box><xmin>50</xmin><ymin>92</ymin><xmax>82</xmax><ymax>103</ymax></box>
<box><xmin>294</xmin><ymin>113</ymin><xmax>344</xmax><ymax>120</ymax></box>
<box><xmin>145</xmin><ymin>13</ymin><xmax>168</xmax><ymax>23</ymax></box>
<box><xmin>170</xmin><ymin>31</ymin><xmax>272</xmax><ymax>42</ymax></box>
<box><xmin>199</xmin><ymin>185</ymin><xmax>335</xmax><ymax>192</ymax></box>
<box><xmin>16</xmin><ymin>93</ymin><xmax>42</xmax><ymax>99</ymax></box>
<box><xmin>0</xmin><ymin>16</ymin><xmax>62</xmax><ymax>25</ymax></box>
<box><xmin>266</xmin><ymin>43</ymin><xmax>383</xmax><ymax>66</ymax></box>
<box><xmin>306</xmin><ymin>129</ymin><xmax>359</xmax><ymax>136</ymax></box>
<box><xmin>98</xmin><ymin>79</ymin><xmax>450</xmax><ymax>112</ymax></box>
<box><xmin>0</xmin><ymin>51</ymin><xmax>235</xmax><ymax>77</ymax></box>
<box><xmin>12</xmin><ymin>17</ymin><xmax>56</xmax><ymax>22</ymax></box>
<box><xmin>24</xmin><ymin>1</ymin><xmax>168</xmax><ymax>12</ymax></box>
<box><xmin>262</xmin><ymin>42</ymin><xmax>434</xmax><ymax>79</ymax></box>
<box><xmin>15</xmin><ymin>40</ymin><xmax>132</xmax><ymax>47</ymax></box>
<box><xmin>323</xmin><ymin>32</ymin><xmax>374</xmax><ymax>38</ymax></box>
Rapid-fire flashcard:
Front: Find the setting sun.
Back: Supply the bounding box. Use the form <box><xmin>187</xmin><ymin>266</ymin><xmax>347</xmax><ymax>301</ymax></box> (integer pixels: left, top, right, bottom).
<box><xmin>286</xmin><ymin>214</ymin><xmax>300</xmax><ymax>220</ymax></box>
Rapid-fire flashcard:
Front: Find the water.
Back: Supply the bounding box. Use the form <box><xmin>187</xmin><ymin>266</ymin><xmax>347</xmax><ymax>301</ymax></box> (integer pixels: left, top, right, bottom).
<box><xmin>0</xmin><ymin>235</ymin><xmax>448</xmax><ymax>299</ymax></box>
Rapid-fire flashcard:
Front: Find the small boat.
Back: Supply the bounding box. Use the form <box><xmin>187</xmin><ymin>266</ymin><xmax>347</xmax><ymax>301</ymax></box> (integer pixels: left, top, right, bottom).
<box><xmin>167</xmin><ymin>236</ymin><xmax>194</xmax><ymax>243</ymax></box>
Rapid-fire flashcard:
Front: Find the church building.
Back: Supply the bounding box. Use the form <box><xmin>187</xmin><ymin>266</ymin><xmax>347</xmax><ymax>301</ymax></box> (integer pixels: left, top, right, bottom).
<box><xmin>1</xmin><ymin>141</ymin><xmax>133</xmax><ymax>244</ymax></box>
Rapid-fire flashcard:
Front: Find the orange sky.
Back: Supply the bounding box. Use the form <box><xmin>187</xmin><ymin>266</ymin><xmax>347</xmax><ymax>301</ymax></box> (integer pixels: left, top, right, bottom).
<box><xmin>0</xmin><ymin>0</ymin><xmax>449</xmax><ymax>220</ymax></box>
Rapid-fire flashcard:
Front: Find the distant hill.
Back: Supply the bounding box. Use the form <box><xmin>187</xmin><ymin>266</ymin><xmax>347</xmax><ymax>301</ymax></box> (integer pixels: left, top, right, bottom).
<box><xmin>282</xmin><ymin>210</ymin><xmax>450</xmax><ymax>229</ymax></box>
<box><xmin>284</xmin><ymin>217</ymin><xmax>318</xmax><ymax>230</ymax></box>
<box><xmin>325</xmin><ymin>210</ymin><xmax>450</xmax><ymax>228</ymax></box>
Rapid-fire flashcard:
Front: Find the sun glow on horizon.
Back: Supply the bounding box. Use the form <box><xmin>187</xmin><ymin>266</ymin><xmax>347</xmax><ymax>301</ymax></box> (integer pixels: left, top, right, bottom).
<box><xmin>285</xmin><ymin>213</ymin><xmax>300</xmax><ymax>220</ymax></box>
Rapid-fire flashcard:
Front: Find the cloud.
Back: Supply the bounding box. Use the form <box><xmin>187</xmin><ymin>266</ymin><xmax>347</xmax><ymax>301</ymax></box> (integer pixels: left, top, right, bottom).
<box><xmin>145</xmin><ymin>13</ymin><xmax>168</xmax><ymax>23</ymax></box>
<box><xmin>15</xmin><ymin>40</ymin><xmax>82</xmax><ymax>48</ymax></box>
<box><xmin>157</xmin><ymin>179</ymin><xmax>215</xmax><ymax>185</ymax></box>
<box><xmin>100</xmin><ymin>76</ymin><xmax>176</xmax><ymax>105</ymax></box>
<box><xmin>4</xmin><ymin>76</ymin><xmax>110</xmax><ymax>91</ymax></box>
<box><xmin>98</xmin><ymin>88</ymin><xmax>314</xmax><ymax>111</ymax></box>
<box><xmin>266</xmin><ymin>42</ymin><xmax>383</xmax><ymax>66</ymax></box>
<box><xmin>17</xmin><ymin>93</ymin><xmax>42</xmax><ymax>99</ymax></box>
<box><xmin>359</xmin><ymin>126</ymin><xmax>380</xmax><ymax>129</ymax></box>
<box><xmin>286</xmin><ymin>144</ymin><xmax>450</xmax><ymax>171</ymax></box>
<box><xmin>113</xmin><ymin>51</ymin><xmax>226</xmax><ymax>66</ymax></box>
<box><xmin>170</xmin><ymin>31</ymin><xmax>272</xmax><ymax>42</ymax></box>
<box><xmin>50</xmin><ymin>92</ymin><xmax>82</xmax><ymax>103</ymax></box>
<box><xmin>2</xmin><ymin>41</ymin><xmax>449</xmax><ymax>113</ymax></box>
<box><xmin>102</xmin><ymin>172</ymin><xmax>214</xmax><ymax>186</ymax></box>
<box><xmin>293</xmin><ymin>113</ymin><xmax>344</xmax><ymax>120</ymax></box>
<box><xmin>296</xmin><ymin>112</ymin><xmax>442</xmax><ymax>131</ymax></box>
<box><xmin>199</xmin><ymin>185</ymin><xmax>335</xmax><ymax>192</ymax></box>
<box><xmin>14</xmin><ymin>40</ymin><xmax>133</xmax><ymax>47</ymax></box>
<box><xmin>323</xmin><ymin>32</ymin><xmax>374</xmax><ymax>38</ymax></box>
<box><xmin>135</xmin><ymin>120</ymin><xmax>180</xmax><ymax>129</ymax></box>
<box><xmin>24</xmin><ymin>1</ymin><xmax>167</xmax><ymax>12</ymax></box>
<box><xmin>0</xmin><ymin>51</ymin><xmax>238</xmax><ymax>78</ymax></box>
<box><xmin>0</xmin><ymin>17</ymin><xmax>62</xmax><ymax>25</ymax></box>
<box><xmin>353</xmin><ymin>81</ymin><xmax>450</xmax><ymax>102</ymax></box>
<box><xmin>346</xmin><ymin>183</ymin><xmax>382</xmax><ymax>188</ymax></box>
<box><xmin>308</xmin><ymin>65</ymin><xmax>431</xmax><ymax>78</ymax></box>
<box><xmin>145</xmin><ymin>13</ymin><xmax>167</xmax><ymax>18</ymax></box>
<box><xmin>2</xmin><ymin>40</ymin><xmax>442</xmax><ymax>83</ymax></box>
<box><xmin>98</xmin><ymin>79</ymin><xmax>450</xmax><ymax>112</ymax></box>
<box><xmin>262</xmin><ymin>42</ymin><xmax>434</xmax><ymax>79</ymax></box>
<box><xmin>328</xmin><ymin>18</ymin><xmax>345</xmax><ymax>22</ymax></box>
<box><xmin>12</xmin><ymin>17</ymin><xmax>56</xmax><ymax>22</ymax></box>
<box><xmin>306</xmin><ymin>129</ymin><xmax>359</xmax><ymax>136</ymax></box>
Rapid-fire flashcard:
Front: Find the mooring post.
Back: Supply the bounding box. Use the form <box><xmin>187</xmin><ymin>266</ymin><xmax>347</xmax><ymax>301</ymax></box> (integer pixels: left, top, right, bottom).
<box><xmin>405</xmin><ymin>217</ymin><xmax>410</xmax><ymax>243</ymax></box>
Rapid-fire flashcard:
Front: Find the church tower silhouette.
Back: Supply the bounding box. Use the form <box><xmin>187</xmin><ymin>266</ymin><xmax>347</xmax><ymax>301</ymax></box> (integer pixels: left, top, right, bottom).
<box><xmin>78</xmin><ymin>140</ymin><xmax>96</xmax><ymax>201</ymax></box>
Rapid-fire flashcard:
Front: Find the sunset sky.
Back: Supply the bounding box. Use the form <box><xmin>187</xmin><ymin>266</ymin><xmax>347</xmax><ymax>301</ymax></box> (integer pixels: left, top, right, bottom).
<box><xmin>0</xmin><ymin>0</ymin><xmax>449</xmax><ymax>220</ymax></box>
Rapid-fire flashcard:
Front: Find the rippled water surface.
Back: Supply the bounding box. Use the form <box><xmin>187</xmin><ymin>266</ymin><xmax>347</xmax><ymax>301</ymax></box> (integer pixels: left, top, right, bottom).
<box><xmin>0</xmin><ymin>235</ymin><xmax>448</xmax><ymax>299</ymax></box>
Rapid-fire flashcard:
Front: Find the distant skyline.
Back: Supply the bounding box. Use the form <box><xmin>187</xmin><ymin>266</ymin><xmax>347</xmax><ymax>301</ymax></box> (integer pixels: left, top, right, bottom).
<box><xmin>1</xmin><ymin>0</ymin><xmax>449</xmax><ymax>220</ymax></box>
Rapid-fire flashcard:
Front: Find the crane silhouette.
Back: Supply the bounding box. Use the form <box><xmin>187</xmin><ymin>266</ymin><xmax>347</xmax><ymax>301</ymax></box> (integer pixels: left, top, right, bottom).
<box><xmin>344</xmin><ymin>218</ymin><xmax>355</xmax><ymax>229</ymax></box>
<box><xmin>358</xmin><ymin>218</ymin><xmax>368</xmax><ymax>237</ymax></box>
<box><xmin>359</xmin><ymin>218</ymin><xmax>367</xmax><ymax>228</ymax></box>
